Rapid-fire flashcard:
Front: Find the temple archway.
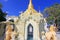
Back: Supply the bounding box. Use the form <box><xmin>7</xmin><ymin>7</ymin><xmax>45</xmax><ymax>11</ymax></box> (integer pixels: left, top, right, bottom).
<box><xmin>27</xmin><ymin>24</ymin><xmax>33</xmax><ymax>40</ymax></box>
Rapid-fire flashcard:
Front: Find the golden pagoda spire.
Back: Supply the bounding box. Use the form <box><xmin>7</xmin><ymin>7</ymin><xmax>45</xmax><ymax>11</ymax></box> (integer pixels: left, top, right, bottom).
<box><xmin>28</xmin><ymin>0</ymin><xmax>34</xmax><ymax>9</ymax></box>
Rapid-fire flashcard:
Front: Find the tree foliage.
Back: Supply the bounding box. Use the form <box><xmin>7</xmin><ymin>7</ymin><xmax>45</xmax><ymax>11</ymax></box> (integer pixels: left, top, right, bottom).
<box><xmin>0</xmin><ymin>3</ymin><xmax>7</xmax><ymax>22</ymax></box>
<box><xmin>44</xmin><ymin>3</ymin><xmax>60</xmax><ymax>26</ymax></box>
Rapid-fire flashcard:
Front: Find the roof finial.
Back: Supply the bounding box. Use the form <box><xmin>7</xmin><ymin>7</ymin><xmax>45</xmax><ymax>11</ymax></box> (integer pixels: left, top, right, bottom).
<box><xmin>30</xmin><ymin>0</ymin><xmax>32</xmax><ymax>4</ymax></box>
<box><xmin>28</xmin><ymin>0</ymin><xmax>33</xmax><ymax>9</ymax></box>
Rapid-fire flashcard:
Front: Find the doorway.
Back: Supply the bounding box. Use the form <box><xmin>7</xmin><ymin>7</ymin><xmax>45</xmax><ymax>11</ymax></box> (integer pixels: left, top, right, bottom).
<box><xmin>27</xmin><ymin>24</ymin><xmax>33</xmax><ymax>40</ymax></box>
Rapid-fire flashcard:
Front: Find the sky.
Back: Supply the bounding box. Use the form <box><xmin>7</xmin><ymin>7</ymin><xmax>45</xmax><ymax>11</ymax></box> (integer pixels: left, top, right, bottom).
<box><xmin>0</xmin><ymin>0</ymin><xmax>60</xmax><ymax>16</ymax></box>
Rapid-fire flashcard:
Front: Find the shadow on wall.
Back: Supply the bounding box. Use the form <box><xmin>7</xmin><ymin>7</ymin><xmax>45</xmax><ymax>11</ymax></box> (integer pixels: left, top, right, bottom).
<box><xmin>0</xmin><ymin>23</ymin><xmax>6</xmax><ymax>40</ymax></box>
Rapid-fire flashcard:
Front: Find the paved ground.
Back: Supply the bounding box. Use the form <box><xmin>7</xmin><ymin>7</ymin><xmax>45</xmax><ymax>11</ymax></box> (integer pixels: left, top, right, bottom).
<box><xmin>56</xmin><ymin>32</ymin><xmax>60</xmax><ymax>40</ymax></box>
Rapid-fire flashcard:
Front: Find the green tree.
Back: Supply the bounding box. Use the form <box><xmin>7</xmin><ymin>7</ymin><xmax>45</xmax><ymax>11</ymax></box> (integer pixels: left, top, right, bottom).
<box><xmin>44</xmin><ymin>3</ymin><xmax>60</xmax><ymax>27</ymax></box>
<box><xmin>0</xmin><ymin>3</ymin><xmax>7</xmax><ymax>22</ymax></box>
